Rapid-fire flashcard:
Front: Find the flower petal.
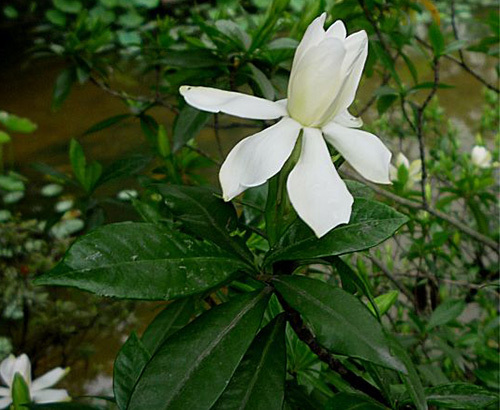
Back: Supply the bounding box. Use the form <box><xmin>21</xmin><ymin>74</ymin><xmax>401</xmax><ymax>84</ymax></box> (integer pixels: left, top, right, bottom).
<box><xmin>287</xmin><ymin>37</ymin><xmax>346</xmax><ymax>126</ymax></box>
<box><xmin>0</xmin><ymin>355</ymin><xmax>15</xmax><ymax>387</ymax></box>
<box><xmin>32</xmin><ymin>368</ymin><xmax>68</xmax><ymax>392</ymax></box>
<box><xmin>179</xmin><ymin>86</ymin><xmax>287</xmax><ymax>120</ymax></box>
<box><xmin>0</xmin><ymin>387</ymin><xmax>9</xmax><ymax>396</ymax></box>
<box><xmin>326</xmin><ymin>20</ymin><xmax>346</xmax><ymax>39</ymax></box>
<box><xmin>322</xmin><ymin>121</ymin><xmax>392</xmax><ymax>184</ymax></box>
<box><xmin>32</xmin><ymin>388</ymin><xmax>70</xmax><ymax>404</ymax></box>
<box><xmin>291</xmin><ymin>13</ymin><xmax>327</xmax><ymax>71</ymax></box>
<box><xmin>333</xmin><ymin>109</ymin><xmax>363</xmax><ymax>128</ymax></box>
<box><xmin>220</xmin><ymin>117</ymin><xmax>301</xmax><ymax>200</ymax></box>
<box><xmin>12</xmin><ymin>355</ymin><xmax>31</xmax><ymax>387</ymax></box>
<box><xmin>0</xmin><ymin>396</ymin><xmax>11</xmax><ymax>409</ymax></box>
<box><xmin>287</xmin><ymin>127</ymin><xmax>353</xmax><ymax>238</ymax></box>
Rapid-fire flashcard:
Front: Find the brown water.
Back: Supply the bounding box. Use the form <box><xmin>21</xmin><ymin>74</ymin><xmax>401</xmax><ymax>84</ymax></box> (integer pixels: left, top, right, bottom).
<box><xmin>0</xmin><ymin>32</ymin><xmax>496</xmax><ymax>397</ymax></box>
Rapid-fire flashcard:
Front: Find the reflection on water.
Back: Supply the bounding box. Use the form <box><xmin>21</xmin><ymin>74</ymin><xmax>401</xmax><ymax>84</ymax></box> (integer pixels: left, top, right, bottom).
<box><xmin>0</xmin><ymin>32</ymin><xmax>495</xmax><ymax>394</ymax></box>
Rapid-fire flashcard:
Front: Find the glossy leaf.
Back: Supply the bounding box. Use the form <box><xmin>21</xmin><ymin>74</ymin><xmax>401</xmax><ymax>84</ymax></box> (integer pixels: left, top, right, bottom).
<box><xmin>127</xmin><ymin>289</ymin><xmax>271</xmax><ymax>410</ymax></box>
<box><xmin>34</xmin><ymin>222</ymin><xmax>249</xmax><ymax>300</ymax></box>
<box><xmin>154</xmin><ymin>184</ymin><xmax>254</xmax><ymax>265</ymax></box>
<box><xmin>265</xmin><ymin>199</ymin><xmax>408</xmax><ymax>265</ymax></box>
<box><xmin>213</xmin><ymin>314</ymin><xmax>287</xmax><ymax>410</ymax></box>
<box><xmin>172</xmin><ymin>105</ymin><xmax>210</xmax><ymax>151</ymax></box>
<box><xmin>426</xmin><ymin>383</ymin><xmax>499</xmax><ymax>409</ymax></box>
<box><xmin>273</xmin><ymin>276</ymin><xmax>404</xmax><ymax>372</ymax></box>
<box><xmin>113</xmin><ymin>332</ymin><xmax>151</xmax><ymax>410</ymax></box>
<box><xmin>325</xmin><ymin>392</ymin><xmax>387</xmax><ymax>409</ymax></box>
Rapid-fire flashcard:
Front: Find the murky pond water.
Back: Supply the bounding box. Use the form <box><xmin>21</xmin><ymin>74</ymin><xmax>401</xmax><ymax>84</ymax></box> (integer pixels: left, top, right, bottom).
<box><xmin>0</xmin><ymin>20</ymin><xmax>496</xmax><ymax>397</ymax></box>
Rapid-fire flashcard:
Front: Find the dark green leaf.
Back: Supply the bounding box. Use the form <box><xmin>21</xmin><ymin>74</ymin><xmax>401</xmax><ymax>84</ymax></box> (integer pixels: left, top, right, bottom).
<box><xmin>52</xmin><ymin>67</ymin><xmax>75</xmax><ymax>111</ymax></box>
<box><xmin>248</xmin><ymin>63</ymin><xmax>275</xmax><ymax>100</ymax></box>
<box><xmin>27</xmin><ymin>404</ymin><xmax>102</xmax><ymax>410</ymax></box>
<box><xmin>377</xmin><ymin>94</ymin><xmax>398</xmax><ymax>115</ymax></box>
<box><xmin>69</xmin><ymin>138</ymin><xmax>102</xmax><ymax>192</ymax></box>
<box><xmin>98</xmin><ymin>154</ymin><xmax>151</xmax><ymax>185</ymax></box>
<box><xmin>141</xmin><ymin>298</ymin><xmax>195</xmax><ymax>354</ymax></box>
<box><xmin>325</xmin><ymin>392</ymin><xmax>387</xmax><ymax>409</ymax></box>
<box><xmin>427</xmin><ymin>299</ymin><xmax>465</xmax><ymax>331</ymax></box>
<box><xmin>428</xmin><ymin>23</ymin><xmax>445</xmax><ymax>56</ymax></box>
<box><xmin>273</xmin><ymin>276</ymin><xmax>404</xmax><ymax>371</ymax></box>
<box><xmin>34</xmin><ymin>222</ymin><xmax>249</xmax><ymax>300</ymax></box>
<box><xmin>127</xmin><ymin>289</ymin><xmax>271</xmax><ymax>410</ymax></box>
<box><xmin>426</xmin><ymin>383</ymin><xmax>499</xmax><ymax>409</ymax></box>
<box><xmin>113</xmin><ymin>332</ymin><xmax>151</xmax><ymax>410</ymax></box>
<box><xmin>161</xmin><ymin>50</ymin><xmax>221</xmax><ymax>68</ymax></box>
<box><xmin>265</xmin><ymin>198</ymin><xmax>408</xmax><ymax>265</ymax></box>
<box><xmin>82</xmin><ymin>114</ymin><xmax>132</xmax><ymax>136</ymax></box>
<box><xmin>154</xmin><ymin>184</ymin><xmax>254</xmax><ymax>265</ymax></box>
<box><xmin>213</xmin><ymin>314</ymin><xmax>287</xmax><ymax>410</ymax></box>
<box><xmin>172</xmin><ymin>105</ymin><xmax>210</xmax><ymax>151</ymax></box>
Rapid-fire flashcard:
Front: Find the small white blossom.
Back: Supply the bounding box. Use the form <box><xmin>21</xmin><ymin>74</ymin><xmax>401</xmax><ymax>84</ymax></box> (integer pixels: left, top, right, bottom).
<box><xmin>179</xmin><ymin>14</ymin><xmax>392</xmax><ymax>237</ymax></box>
<box><xmin>389</xmin><ymin>153</ymin><xmax>422</xmax><ymax>187</ymax></box>
<box><xmin>471</xmin><ymin>145</ymin><xmax>492</xmax><ymax>168</ymax></box>
<box><xmin>0</xmin><ymin>354</ymin><xmax>70</xmax><ymax>409</ymax></box>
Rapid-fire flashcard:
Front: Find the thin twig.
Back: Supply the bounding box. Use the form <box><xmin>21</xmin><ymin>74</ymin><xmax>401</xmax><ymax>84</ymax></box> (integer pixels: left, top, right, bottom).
<box><xmin>213</xmin><ymin>114</ymin><xmax>224</xmax><ymax>159</ymax></box>
<box><xmin>367</xmin><ymin>254</ymin><xmax>415</xmax><ymax>301</ymax></box>
<box><xmin>340</xmin><ymin>169</ymin><xmax>499</xmax><ymax>253</ymax></box>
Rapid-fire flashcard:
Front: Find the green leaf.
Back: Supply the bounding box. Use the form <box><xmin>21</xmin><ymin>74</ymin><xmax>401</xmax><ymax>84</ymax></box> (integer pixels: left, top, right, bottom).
<box><xmin>0</xmin><ymin>131</ymin><xmax>11</xmax><ymax>144</ymax></box>
<box><xmin>265</xmin><ymin>198</ymin><xmax>408</xmax><ymax>265</ymax></box>
<box><xmin>427</xmin><ymin>299</ymin><xmax>465</xmax><ymax>331</ymax></box>
<box><xmin>34</xmin><ymin>222</ymin><xmax>249</xmax><ymax>300</ymax></box>
<box><xmin>82</xmin><ymin>114</ymin><xmax>132</xmax><ymax>136</ymax></box>
<box><xmin>172</xmin><ymin>105</ymin><xmax>210</xmax><ymax>151</ymax></box>
<box><xmin>69</xmin><ymin>138</ymin><xmax>102</xmax><ymax>192</ymax></box>
<box><xmin>325</xmin><ymin>392</ymin><xmax>387</xmax><ymax>409</ymax></box>
<box><xmin>27</xmin><ymin>404</ymin><xmax>102</xmax><ymax>410</ymax></box>
<box><xmin>161</xmin><ymin>50</ymin><xmax>220</xmax><ymax>68</ymax></box>
<box><xmin>367</xmin><ymin>291</ymin><xmax>399</xmax><ymax>317</ymax></box>
<box><xmin>157</xmin><ymin>124</ymin><xmax>170</xmax><ymax>157</ymax></box>
<box><xmin>114</xmin><ymin>332</ymin><xmax>151</xmax><ymax>410</ymax></box>
<box><xmin>0</xmin><ymin>111</ymin><xmax>37</xmax><ymax>133</ymax></box>
<box><xmin>141</xmin><ymin>298</ymin><xmax>195</xmax><ymax>354</ymax></box>
<box><xmin>425</xmin><ymin>383</ymin><xmax>499</xmax><ymax>409</ymax></box>
<box><xmin>127</xmin><ymin>289</ymin><xmax>270</xmax><ymax>409</ymax></box>
<box><xmin>12</xmin><ymin>373</ymin><xmax>30</xmax><ymax>410</ymax></box>
<box><xmin>212</xmin><ymin>314</ymin><xmax>287</xmax><ymax>410</ymax></box>
<box><xmin>428</xmin><ymin>23</ymin><xmax>445</xmax><ymax>56</ymax></box>
<box><xmin>377</xmin><ymin>94</ymin><xmax>398</xmax><ymax>115</ymax></box>
<box><xmin>133</xmin><ymin>0</ymin><xmax>159</xmax><ymax>8</ymax></box>
<box><xmin>46</xmin><ymin>8</ymin><xmax>67</xmax><ymax>26</ymax></box>
<box><xmin>248</xmin><ymin>63</ymin><xmax>275</xmax><ymax>100</ymax></box>
<box><xmin>52</xmin><ymin>67</ymin><xmax>75</xmax><ymax>111</ymax></box>
<box><xmin>154</xmin><ymin>184</ymin><xmax>254</xmax><ymax>266</ymax></box>
<box><xmin>53</xmin><ymin>0</ymin><xmax>82</xmax><ymax>14</ymax></box>
<box><xmin>215</xmin><ymin>20</ymin><xmax>251</xmax><ymax>50</ymax></box>
<box><xmin>98</xmin><ymin>154</ymin><xmax>151</xmax><ymax>185</ymax></box>
<box><xmin>118</xmin><ymin>12</ymin><xmax>144</xmax><ymax>28</ymax></box>
<box><xmin>273</xmin><ymin>276</ymin><xmax>405</xmax><ymax>372</ymax></box>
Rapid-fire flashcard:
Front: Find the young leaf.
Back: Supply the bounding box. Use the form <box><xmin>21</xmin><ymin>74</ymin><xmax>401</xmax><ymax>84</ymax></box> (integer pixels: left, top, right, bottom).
<box><xmin>113</xmin><ymin>332</ymin><xmax>151</xmax><ymax>410</ymax></box>
<box><xmin>367</xmin><ymin>290</ymin><xmax>399</xmax><ymax>317</ymax></box>
<box><xmin>0</xmin><ymin>111</ymin><xmax>37</xmax><ymax>133</ymax></box>
<box><xmin>69</xmin><ymin>139</ymin><xmax>102</xmax><ymax>192</ymax></box>
<box><xmin>154</xmin><ymin>184</ymin><xmax>254</xmax><ymax>266</ymax></box>
<box><xmin>273</xmin><ymin>276</ymin><xmax>405</xmax><ymax>372</ymax></box>
<box><xmin>212</xmin><ymin>314</ymin><xmax>287</xmax><ymax>410</ymax></box>
<box><xmin>34</xmin><ymin>222</ymin><xmax>250</xmax><ymax>300</ymax></box>
<box><xmin>426</xmin><ymin>299</ymin><xmax>465</xmax><ymax>331</ymax></box>
<box><xmin>172</xmin><ymin>105</ymin><xmax>210</xmax><ymax>152</ymax></box>
<box><xmin>265</xmin><ymin>198</ymin><xmax>408</xmax><ymax>265</ymax></box>
<box><xmin>127</xmin><ymin>289</ymin><xmax>271</xmax><ymax>410</ymax></box>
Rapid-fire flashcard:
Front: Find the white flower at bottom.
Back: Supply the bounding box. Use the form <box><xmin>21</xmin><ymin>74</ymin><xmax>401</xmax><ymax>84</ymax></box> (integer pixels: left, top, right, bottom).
<box><xmin>179</xmin><ymin>14</ymin><xmax>392</xmax><ymax>237</ymax></box>
<box><xmin>471</xmin><ymin>145</ymin><xmax>492</xmax><ymax>168</ymax></box>
<box><xmin>0</xmin><ymin>354</ymin><xmax>70</xmax><ymax>409</ymax></box>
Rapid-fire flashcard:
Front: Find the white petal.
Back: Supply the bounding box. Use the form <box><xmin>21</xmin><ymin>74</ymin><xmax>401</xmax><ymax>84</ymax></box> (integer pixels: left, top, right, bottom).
<box><xmin>287</xmin><ymin>38</ymin><xmax>346</xmax><ymax>126</ymax></box>
<box><xmin>0</xmin><ymin>355</ymin><xmax>15</xmax><ymax>387</ymax></box>
<box><xmin>291</xmin><ymin>13</ymin><xmax>327</xmax><ymax>72</ymax></box>
<box><xmin>326</xmin><ymin>20</ymin><xmax>346</xmax><ymax>39</ymax></box>
<box><xmin>395</xmin><ymin>152</ymin><xmax>410</xmax><ymax>169</ymax></box>
<box><xmin>13</xmin><ymin>355</ymin><xmax>31</xmax><ymax>387</ymax></box>
<box><xmin>333</xmin><ymin>109</ymin><xmax>363</xmax><ymax>128</ymax></box>
<box><xmin>220</xmin><ymin>117</ymin><xmax>301</xmax><ymax>200</ymax></box>
<box><xmin>32</xmin><ymin>388</ymin><xmax>70</xmax><ymax>404</ymax></box>
<box><xmin>287</xmin><ymin>127</ymin><xmax>353</xmax><ymax>238</ymax></box>
<box><xmin>0</xmin><ymin>387</ymin><xmax>9</xmax><ymax>396</ymax></box>
<box><xmin>32</xmin><ymin>368</ymin><xmax>68</xmax><ymax>392</ymax></box>
<box><xmin>322</xmin><ymin>121</ymin><xmax>392</xmax><ymax>184</ymax></box>
<box><xmin>179</xmin><ymin>86</ymin><xmax>286</xmax><ymax>120</ymax></box>
<box><xmin>0</xmin><ymin>396</ymin><xmax>11</xmax><ymax>409</ymax></box>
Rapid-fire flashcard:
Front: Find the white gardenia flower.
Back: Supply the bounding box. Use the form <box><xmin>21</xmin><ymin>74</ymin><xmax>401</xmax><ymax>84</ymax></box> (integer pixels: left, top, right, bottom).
<box><xmin>471</xmin><ymin>145</ymin><xmax>492</xmax><ymax>168</ymax></box>
<box><xmin>180</xmin><ymin>13</ymin><xmax>391</xmax><ymax>237</ymax></box>
<box><xmin>0</xmin><ymin>354</ymin><xmax>70</xmax><ymax>409</ymax></box>
<box><xmin>389</xmin><ymin>153</ymin><xmax>422</xmax><ymax>186</ymax></box>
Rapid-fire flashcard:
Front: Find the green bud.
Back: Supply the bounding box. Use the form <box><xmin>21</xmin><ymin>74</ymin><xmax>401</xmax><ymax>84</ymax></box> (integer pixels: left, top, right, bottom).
<box><xmin>12</xmin><ymin>373</ymin><xmax>30</xmax><ymax>410</ymax></box>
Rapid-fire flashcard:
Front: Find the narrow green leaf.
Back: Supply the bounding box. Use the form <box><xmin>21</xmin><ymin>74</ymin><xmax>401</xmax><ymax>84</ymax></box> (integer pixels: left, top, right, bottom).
<box><xmin>154</xmin><ymin>184</ymin><xmax>254</xmax><ymax>266</ymax></box>
<box><xmin>367</xmin><ymin>291</ymin><xmax>399</xmax><ymax>317</ymax></box>
<box><xmin>157</xmin><ymin>124</ymin><xmax>170</xmax><ymax>157</ymax></box>
<box><xmin>141</xmin><ymin>298</ymin><xmax>194</xmax><ymax>354</ymax></box>
<box><xmin>128</xmin><ymin>289</ymin><xmax>271</xmax><ymax>410</ymax></box>
<box><xmin>172</xmin><ymin>105</ymin><xmax>210</xmax><ymax>151</ymax></box>
<box><xmin>428</xmin><ymin>23</ymin><xmax>445</xmax><ymax>56</ymax></box>
<box><xmin>82</xmin><ymin>114</ymin><xmax>132</xmax><ymax>136</ymax></box>
<box><xmin>113</xmin><ymin>332</ymin><xmax>151</xmax><ymax>410</ymax></box>
<box><xmin>273</xmin><ymin>276</ymin><xmax>405</xmax><ymax>372</ymax></box>
<box><xmin>248</xmin><ymin>63</ymin><xmax>275</xmax><ymax>100</ymax></box>
<box><xmin>98</xmin><ymin>154</ymin><xmax>151</xmax><ymax>185</ymax></box>
<box><xmin>325</xmin><ymin>392</ymin><xmax>387</xmax><ymax>409</ymax></box>
<box><xmin>427</xmin><ymin>299</ymin><xmax>465</xmax><ymax>331</ymax></box>
<box><xmin>425</xmin><ymin>383</ymin><xmax>499</xmax><ymax>409</ymax></box>
<box><xmin>52</xmin><ymin>67</ymin><xmax>75</xmax><ymax>111</ymax></box>
<box><xmin>34</xmin><ymin>222</ymin><xmax>249</xmax><ymax>300</ymax></box>
<box><xmin>265</xmin><ymin>198</ymin><xmax>408</xmax><ymax>265</ymax></box>
<box><xmin>213</xmin><ymin>314</ymin><xmax>287</xmax><ymax>410</ymax></box>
